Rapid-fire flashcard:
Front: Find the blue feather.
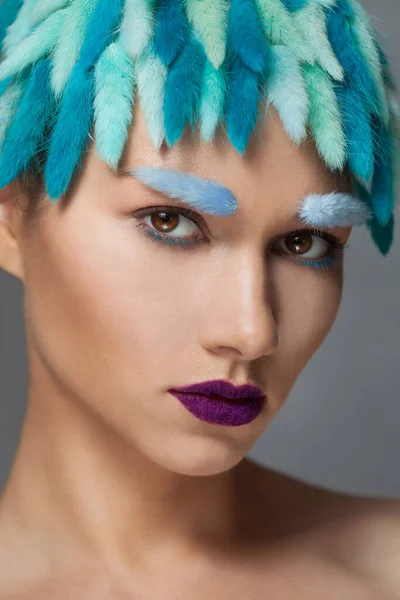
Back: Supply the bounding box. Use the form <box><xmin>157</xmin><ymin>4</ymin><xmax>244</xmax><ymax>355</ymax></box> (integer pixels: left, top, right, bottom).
<box><xmin>335</xmin><ymin>82</ymin><xmax>374</xmax><ymax>184</ymax></box>
<box><xmin>45</xmin><ymin>0</ymin><xmax>126</xmax><ymax>200</ymax></box>
<box><xmin>370</xmin><ymin>116</ymin><xmax>395</xmax><ymax>227</ymax></box>
<box><xmin>0</xmin><ymin>77</ymin><xmax>11</xmax><ymax>98</ymax></box>
<box><xmin>153</xmin><ymin>0</ymin><xmax>190</xmax><ymax>67</ymax></box>
<box><xmin>0</xmin><ymin>0</ymin><xmax>24</xmax><ymax>49</ymax></box>
<box><xmin>326</xmin><ymin>0</ymin><xmax>381</xmax><ymax>117</ymax></box>
<box><xmin>0</xmin><ymin>59</ymin><xmax>54</xmax><ymax>190</ymax></box>
<box><xmin>225</xmin><ymin>52</ymin><xmax>263</xmax><ymax>155</ymax></box>
<box><xmin>45</xmin><ymin>65</ymin><xmax>93</xmax><ymax>200</ymax></box>
<box><xmin>281</xmin><ymin>0</ymin><xmax>309</xmax><ymax>11</ymax></box>
<box><xmin>227</xmin><ymin>0</ymin><xmax>271</xmax><ymax>74</ymax></box>
<box><xmin>163</xmin><ymin>34</ymin><xmax>206</xmax><ymax>146</ymax></box>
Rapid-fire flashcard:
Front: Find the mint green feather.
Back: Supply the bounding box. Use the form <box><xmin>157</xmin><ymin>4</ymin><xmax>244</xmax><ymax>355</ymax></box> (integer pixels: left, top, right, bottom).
<box><xmin>302</xmin><ymin>62</ymin><xmax>346</xmax><ymax>170</ymax></box>
<box><xmin>30</xmin><ymin>0</ymin><xmax>71</xmax><ymax>28</ymax></box>
<box><xmin>184</xmin><ymin>0</ymin><xmax>229</xmax><ymax>70</ymax></box>
<box><xmin>254</xmin><ymin>0</ymin><xmax>314</xmax><ymax>64</ymax></box>
<box><xmin>120</xmin><ymin>0</ymin><xmax>156</xmax><ymax>60</ymax></box>
<box><xmin>199</xmin><ymin>58</ymin><xmax>227</xmax><ymax>142</ymax></box>
<box><xmin>294</xmin><ymin>4</ymin><xmax>344</xmax><ymax>81</ymax></box>
<box><xmin>50</xmin><ymin>0</ymin><xmax>98</xmax><ymax>100</ymax></box>
<box><xmin>0</xmin><ymin>9</ymin><xmax>67</xmax><ymax>81</ymax></box>
<box><xmin>94</xmin><ymin>40</ymin><xmax>136</xmax><ymax>171</ymax></box>
<box><xmin>0</xmin><ymin>79</ymin><xmax>27</xmax><ymax>155</ymax></box>
<box><xmin>267</xmin><ymin>46</ymin><xmax>309</xmax><ymax>144</ymax></box>
<box><xmin>347</xmin><ymin>0</ymin><xmax>389</xmax><ymax>125</ymax></box>
<box><xmin>1</xmin><ymin>0</ymin><xmax>38</xmax><ymax>55</ymax></box>
<box><xmin>134</xmin><ymin>45</ymin><xmax>167</xmax><ymax>149</ymax></box>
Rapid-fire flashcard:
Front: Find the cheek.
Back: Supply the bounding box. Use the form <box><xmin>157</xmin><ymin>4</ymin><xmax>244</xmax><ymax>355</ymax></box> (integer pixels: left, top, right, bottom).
<box><xmin>21</xmin><ymin>214</ymin><xmax>200</xmax><ymax>402</ymax></box>
<box><xmin>258</xmin><ymin>259</ymin><xmax>343</xmax><ymax>405</ymax></box>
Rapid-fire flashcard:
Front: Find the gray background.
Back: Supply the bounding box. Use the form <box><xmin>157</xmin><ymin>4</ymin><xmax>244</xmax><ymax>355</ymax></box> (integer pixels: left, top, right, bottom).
<box><xmin>1</xmin><ymin>1</ymin><xmax>399</xmax><ymax>497</ymax></box>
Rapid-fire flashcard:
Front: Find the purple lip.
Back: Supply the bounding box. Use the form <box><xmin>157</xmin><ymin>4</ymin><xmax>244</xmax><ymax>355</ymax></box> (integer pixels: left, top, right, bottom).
<box><xmin>169</xmin><ymin>379</ymin><xmax>265</xmax><ymax>401</ymax></box>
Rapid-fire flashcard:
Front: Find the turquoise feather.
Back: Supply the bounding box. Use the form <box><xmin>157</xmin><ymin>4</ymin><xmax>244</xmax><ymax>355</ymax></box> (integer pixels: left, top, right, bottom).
<box><xmin>50</xmin><ymin>0</ymin><xmax>98</xmax><ymax>100</ymax></box>
<box><xmin>30</xmin><ymin>0</ymin><xmax>71</xmax><ymax>28</ymax></box>
<box><xmin>199</xmin><ymin>58</ymin><xmax>227</xmax><ymax>143</ymax></box>
<box><xmin>94</xmin><ymin>40</ymin><xmax>136</xmax><ymax>170</ymax></box>
<box><xmin>1</xmin><ymin>0</ymin><xmax>39</xmax><ymax>55</ymax></box>
<box><xmin>254</xmin><ymin>0</ymin><xmax>314</xmax><ymax>64</ymax></box>
<box><xmin>0</xmin><ymin>59</ymin><xmax>54</xmax><ymax>190</ymax></box>
<box><xmin>0</xmin><ymin>78</ymin><xmax>27</xmax><ymax>155</ymax></box>
<box><xmin>267</xmin><ymin>46</ymin><xmax>309</xmax><ymax>144</ymax></box>
<box><xmin>302</xmin><ymin>63</ymin><xmax>346</xmax><ymax>170</ymax></box>
<box><xmin>134</xmin><ymin>45</ymin><xmax>167</xmax><ymax>149</ymax></box>
<box><xmin>0</xmin><ymin>9</ymin><xmax>67</xmax><ymax>81</ymax></box>
<box><xmin>184</xmin><ymin>0</ymin><xmax>229</xmax><ymax>70</ymax></box>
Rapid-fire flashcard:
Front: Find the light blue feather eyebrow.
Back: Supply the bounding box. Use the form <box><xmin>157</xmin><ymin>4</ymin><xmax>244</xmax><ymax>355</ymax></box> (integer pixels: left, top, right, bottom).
<box><xmin>121</xmin><ymin>165</ymin><xmax>239</xmax><ymax>217</ymax></box>
<box><xmin>120</xmin><ymin>165</ymin><xmax>372</xmax><ymax>226</ymax></box>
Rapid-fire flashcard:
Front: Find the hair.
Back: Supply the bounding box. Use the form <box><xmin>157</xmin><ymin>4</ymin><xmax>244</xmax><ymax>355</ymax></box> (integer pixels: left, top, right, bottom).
<box><xmin>0</xmin><ymin>0</ymin><xmax>399</xmax><ymax>252</ymax></box>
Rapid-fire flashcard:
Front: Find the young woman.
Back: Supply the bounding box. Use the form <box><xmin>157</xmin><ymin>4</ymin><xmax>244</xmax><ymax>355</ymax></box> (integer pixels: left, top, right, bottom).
<box><xmin>0</xmin><ymin>0</ymin><xmax>399</xmax><ymax>597</ymax></box>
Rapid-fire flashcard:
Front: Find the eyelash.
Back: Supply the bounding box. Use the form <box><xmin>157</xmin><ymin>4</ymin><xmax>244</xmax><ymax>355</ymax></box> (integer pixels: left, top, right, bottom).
<box><xmin>133</xmin><ymin>207</ymin><xmax>349</xmax><ymax>272</ymax></box>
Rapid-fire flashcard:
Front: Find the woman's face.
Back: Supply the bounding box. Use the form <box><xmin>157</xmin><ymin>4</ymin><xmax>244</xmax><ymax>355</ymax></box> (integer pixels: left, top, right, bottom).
<box><xmin>6</xmin><ymin>102</ymin><xmax>352</xmax><ymax>476</ymax></box>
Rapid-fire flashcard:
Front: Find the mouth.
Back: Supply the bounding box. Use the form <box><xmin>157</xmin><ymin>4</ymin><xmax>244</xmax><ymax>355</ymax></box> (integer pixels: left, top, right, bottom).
<box><xmin>169</xmin><ymin>378</ymin><xmax>266</xmax><ymax>403</ymax></box>
<box><xmin>168</xmin><ymin>382</ymin><xmax>267</xmax><ymax>427</ymax></box>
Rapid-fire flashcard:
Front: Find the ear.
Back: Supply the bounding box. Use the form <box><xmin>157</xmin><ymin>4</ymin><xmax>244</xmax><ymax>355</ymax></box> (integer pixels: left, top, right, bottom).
<box><xmin>0</xmin><ymin>182</ymin><xmax>25</xmax><ymax>281</ymax></box>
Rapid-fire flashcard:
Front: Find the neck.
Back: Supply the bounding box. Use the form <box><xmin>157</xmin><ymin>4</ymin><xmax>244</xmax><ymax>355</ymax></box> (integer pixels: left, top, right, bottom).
<box><xmin>0</xmin><ymin>358</ymin><xmax>255</xmax><ymax>580</ymax></box>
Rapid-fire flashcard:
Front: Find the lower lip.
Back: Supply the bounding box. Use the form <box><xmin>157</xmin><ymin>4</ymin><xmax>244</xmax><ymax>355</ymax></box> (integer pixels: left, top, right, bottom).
<box><xmin>168</xmin><ymin>391</ymin><xmax>265</xmax><ymax>426</ymax></box>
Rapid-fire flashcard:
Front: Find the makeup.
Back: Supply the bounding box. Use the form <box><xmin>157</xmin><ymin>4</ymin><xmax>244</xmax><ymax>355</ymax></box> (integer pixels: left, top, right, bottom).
<box><xmin>168</xmin><ymin>379</ymin><xmax>266</xmax><ymax>426</ymax></box>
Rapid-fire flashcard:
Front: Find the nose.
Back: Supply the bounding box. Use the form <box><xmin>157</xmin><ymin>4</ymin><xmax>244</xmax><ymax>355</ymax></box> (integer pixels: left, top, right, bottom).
<box><xmin>199</xmin><ymin>248</ymin><xmax>279</xmax><ymax>361</ymax></box>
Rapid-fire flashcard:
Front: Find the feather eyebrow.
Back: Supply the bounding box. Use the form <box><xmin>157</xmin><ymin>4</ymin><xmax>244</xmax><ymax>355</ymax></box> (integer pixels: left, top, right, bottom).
<box><xmin>117</xmin><ymin>165</ymin><xmax>372</xmax><ymax>228</ymax></box>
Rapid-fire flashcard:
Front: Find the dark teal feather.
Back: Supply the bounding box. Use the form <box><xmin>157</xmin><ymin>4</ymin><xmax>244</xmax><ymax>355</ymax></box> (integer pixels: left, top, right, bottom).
<box><xmin>227</xmin><ymin>0</ymin><xmax>271</xmax><ymax>74</ymax></box>
<box><xmin>225</xmin><ymin>51</ymin><xmax>263</xmax><ymax>155</ymax></box>
<box><xmin>0</xmin><ymin>0</ymin><xmax>24</xmax><ymax>50</ymax></box>
<box><xmin>335</xmin><ymin>82</ymin><xmax>374</xmax><ymax>184</ymax></box>
<box><xmin>154</xmin><ymin>0</ymin><xmax>190</xmax><ymax>67</ymax></box>
<box><xmin>327</xmin><ymin>0</ymin><xmax>381</xmax><ymax>117</ymax></box>
<box><xmin>163</xmin><ymin>33</ymin><xmax>206</xmax><ymax>146</ymax></box>
<box><xmin>370</xmin><ymin>115</ymin><xmax>395</xmax><ymax>227</ymax></box>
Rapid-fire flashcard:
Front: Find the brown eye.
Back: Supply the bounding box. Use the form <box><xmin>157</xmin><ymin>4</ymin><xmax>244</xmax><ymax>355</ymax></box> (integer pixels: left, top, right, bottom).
<box><xmin>277</xmin><ymin>231</ymin><xmax>332</xmax><ymax>260</ymax></box>
<box><xmin>150</xmin><ymin>211</ymin><xmax>180</xmax><ymax>233</ymax></box>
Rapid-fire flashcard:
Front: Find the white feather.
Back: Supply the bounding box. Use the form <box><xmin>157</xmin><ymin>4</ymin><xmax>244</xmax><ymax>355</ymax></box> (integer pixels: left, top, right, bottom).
<box><xmin>120</xmin><ymin>0</ymin><xmax>157</xmax><ymax>60</ymax></box>
<box><xmin>50</xmin><ymin>0</ymin><xmax>98</xmax><ymax>99</ymax></box>
<box><xmin>294</xmin><ymin>4</ymin><xmax>344</xmax><ymax>81</ymax></box>
<box><xmin>134</xmin><ymin>45</ymin><xmax>167</xmax><ymax>149</ymax></box>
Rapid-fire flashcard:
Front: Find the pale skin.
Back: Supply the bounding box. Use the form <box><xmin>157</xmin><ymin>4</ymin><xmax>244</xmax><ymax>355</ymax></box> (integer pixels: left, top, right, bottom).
<box><xmin>0</xmin><ymin>102</ymin><xmax>399</xmax><ymax>599</ymax></box>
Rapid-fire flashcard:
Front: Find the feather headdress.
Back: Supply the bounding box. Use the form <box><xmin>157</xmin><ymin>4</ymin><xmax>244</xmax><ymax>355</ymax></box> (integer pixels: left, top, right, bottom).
<box><xmin>0</xmin><ymin>0</ymin><xmax>398</xmax><ymax>255</ymax></box>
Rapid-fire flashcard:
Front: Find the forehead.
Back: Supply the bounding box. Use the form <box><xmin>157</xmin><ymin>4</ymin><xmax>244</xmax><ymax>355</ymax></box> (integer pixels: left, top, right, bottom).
<box><xmin>117</xmin><ymin>98</ymin><xmax>351</xmax><ymax>217</ymax></box>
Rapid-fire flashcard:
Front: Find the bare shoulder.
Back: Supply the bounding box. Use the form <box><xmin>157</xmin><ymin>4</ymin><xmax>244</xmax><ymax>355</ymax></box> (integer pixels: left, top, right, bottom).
<box><xmin>243</xmin><ymin>458</ymin><xmax>400</xmax><ymax>596</ymax></box>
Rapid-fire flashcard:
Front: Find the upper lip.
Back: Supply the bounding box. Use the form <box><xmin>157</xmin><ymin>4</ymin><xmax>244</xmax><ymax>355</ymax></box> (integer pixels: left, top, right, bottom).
<box><xmin>169</xmin><ymin>379</ymin><xmax>266</xmax><ymax>401</ymax></box>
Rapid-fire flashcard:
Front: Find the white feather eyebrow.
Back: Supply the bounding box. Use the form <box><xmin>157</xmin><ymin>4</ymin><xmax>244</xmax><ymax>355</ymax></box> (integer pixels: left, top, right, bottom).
<box><xmin>297</xmin><ymin>192</ymin><xmax>373</xmax><ymax>228</ymax></box>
